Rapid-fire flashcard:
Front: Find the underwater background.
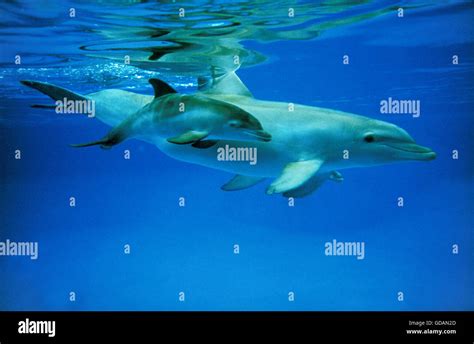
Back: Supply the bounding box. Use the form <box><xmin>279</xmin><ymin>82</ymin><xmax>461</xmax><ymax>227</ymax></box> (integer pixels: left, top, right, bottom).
<box><xmin>0</xmin><ymin>0</ymin><xmax>472</xmax><ymax>311</ymax></box>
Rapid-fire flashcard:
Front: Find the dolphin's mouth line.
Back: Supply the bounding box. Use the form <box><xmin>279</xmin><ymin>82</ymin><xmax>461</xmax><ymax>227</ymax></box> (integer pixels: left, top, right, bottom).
<box><xmin>384</xmin><ymin>143</ymin><xmax>431</xmax><ymax>153</ymax></box>
<box><xmin>242</xmin><ymin>129</ymin><xmax>272</xmax><ymax>142</ymax></box>
<box><xmin>382</xmin><ymin>143</ymin><xmax>436</xmax><ymax>160</ymax></box>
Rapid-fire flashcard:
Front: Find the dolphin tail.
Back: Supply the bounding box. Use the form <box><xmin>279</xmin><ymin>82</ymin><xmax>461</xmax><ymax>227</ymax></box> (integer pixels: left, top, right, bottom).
<box><xmin>20</xmin><ymin>80</ymin><xmax>88</xmax><ymax>102</ymax></box>
<box><xmin>70</xmin><ymin>128</ymin><xmax>126</xmax><ymax>149</ymax></box>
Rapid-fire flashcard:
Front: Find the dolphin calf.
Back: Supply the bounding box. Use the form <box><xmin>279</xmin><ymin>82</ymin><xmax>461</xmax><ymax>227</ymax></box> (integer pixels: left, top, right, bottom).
<box><xmin>105</xmin><ymin>79</ymin><xmax>271</xmax><ymax>150</ymax></box>
<box><xmin>21</xmin><ymin>71</ymin><xmax>436</xmax><ymax>197</ymax></box>
<box><xmin>20</xmin><ymin>78</ymin><xmax>271</xmax><ymax>149</ymax></box>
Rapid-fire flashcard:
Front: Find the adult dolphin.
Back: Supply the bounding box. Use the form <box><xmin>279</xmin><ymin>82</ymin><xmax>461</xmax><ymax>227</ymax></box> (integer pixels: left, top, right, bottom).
<box><xmin>21</xmin><ymin>71</ymin><xmax>436</xmax><ymax>197</ymax></box>
<box><xmin>154</xmin><ymin>72</ymin><xmax>436</xmax><ymax>197</ymax></box>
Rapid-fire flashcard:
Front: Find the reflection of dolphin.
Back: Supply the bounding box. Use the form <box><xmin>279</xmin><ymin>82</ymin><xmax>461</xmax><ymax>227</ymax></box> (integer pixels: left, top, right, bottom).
<box><xmin>21</xmin><ymin>71</ymin><xmax>436</xmax><ymax>198</ymax></box>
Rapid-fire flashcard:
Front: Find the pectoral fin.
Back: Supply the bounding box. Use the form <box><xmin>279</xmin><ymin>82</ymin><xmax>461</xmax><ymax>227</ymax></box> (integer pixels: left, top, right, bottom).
<box><xmin>191</xmin><ymin>139</ymin><xmax>218</xmax><ymax>149</ymax></box>
<box><xmin>282</xmin><ymin>171</ymin><xmax>343</xmax><ymax>198</ymax></box>
<box><xmin>266</xmin><ymin>159</ymin><xmax>324</xmax><ymax>195</ymax></box>
<box><xmin>221</xmin><ymin>175</ymin><xmax>265</xmax><ymax>191</ymax></box>
<box><xmin>167</xmin><ymin>131</ymin><xmax>209</xmax><ymax>145</ymax></box>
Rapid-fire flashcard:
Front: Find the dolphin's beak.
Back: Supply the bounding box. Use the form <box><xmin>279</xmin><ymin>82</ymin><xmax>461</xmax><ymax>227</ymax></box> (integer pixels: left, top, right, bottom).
<box><xmin>242</xmin><ymin>129</ymin><xmax>272</xmax><ymax>142</ymax></box>
<box><xmin>384</xmin><ymin>142</ymin><xmax>436</xmax><ymax>161</ymax></box>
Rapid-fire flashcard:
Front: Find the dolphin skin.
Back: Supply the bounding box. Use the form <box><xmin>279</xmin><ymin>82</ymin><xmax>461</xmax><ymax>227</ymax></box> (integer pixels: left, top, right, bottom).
<box><xmin>20</xmin><ymin>78</ymin><xmax>271</xmax><ymax>149</ymax></box>
<box><xmin>21</xmin><ymin>71</ymin><xmax>436</xmax><ymax>197</ymax></box>
<box><xmin>126</xmin><ymin>79</ymin><xmax>272</xmax><ymax>149</ymax></box>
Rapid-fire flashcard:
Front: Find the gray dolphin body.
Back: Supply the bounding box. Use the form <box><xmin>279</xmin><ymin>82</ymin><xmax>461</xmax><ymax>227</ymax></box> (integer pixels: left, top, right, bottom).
<box><xmin>21</xmin><ymin>78</ymin><xmax>271</xmax><ymax>149</ymax></box>
<box><xmin>21</xmin><ymin>71</ymin><xmax>436</xmax><ymax>197</ymax></box>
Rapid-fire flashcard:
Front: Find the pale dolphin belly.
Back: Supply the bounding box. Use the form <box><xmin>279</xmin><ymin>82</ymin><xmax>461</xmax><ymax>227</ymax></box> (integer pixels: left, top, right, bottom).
<box><xmin>154</xmin><ymin>138</ymin><xmax>291</xmax><ymax>177</ymax></box>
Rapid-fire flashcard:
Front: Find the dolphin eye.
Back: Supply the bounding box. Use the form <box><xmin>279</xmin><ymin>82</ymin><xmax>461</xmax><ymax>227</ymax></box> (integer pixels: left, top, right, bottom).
<box><xmin>364</xmin><ymin>134</ymin><xmax>375</xmax><ymax>143</ymax></box>
<box><xmin>228</xmin><ymin>120</ymin><xmax>241</xmax><ymax>128</ymax></box>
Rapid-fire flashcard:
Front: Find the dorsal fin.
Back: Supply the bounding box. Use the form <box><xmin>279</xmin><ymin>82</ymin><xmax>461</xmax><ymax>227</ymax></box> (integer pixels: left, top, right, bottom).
<box><xmin>149</xmin><ymin>78</ymin><xmax>177</xmax><ymax>98</ymax></box>
<box><xmin>199</xmin><ymin>71</ymin><xmax>253</xmax><ymax>98</ymax></box>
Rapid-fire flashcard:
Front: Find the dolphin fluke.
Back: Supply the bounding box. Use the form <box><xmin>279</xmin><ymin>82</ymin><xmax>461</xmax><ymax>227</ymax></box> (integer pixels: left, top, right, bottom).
<box><xmin>20</xmin><ymin>80</ymin><xmax>87</xmax><ymax>101</ymax></box>
<box><xmin>70</xmin><ymin>130</ymin><xmax>126</xmax><ymax>149</ymax></box>
<box><xmin>70</xmin><ymin>139</ymin><xmax>111</xmax><ymax>149</ymax></box>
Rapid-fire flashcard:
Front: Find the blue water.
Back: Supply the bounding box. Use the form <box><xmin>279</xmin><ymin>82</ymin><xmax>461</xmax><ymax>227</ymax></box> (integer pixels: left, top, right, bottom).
<box><xmin>0</xmin><ymin>1</ymin><xmax>472</xmax><ymax>311</ymax></box>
